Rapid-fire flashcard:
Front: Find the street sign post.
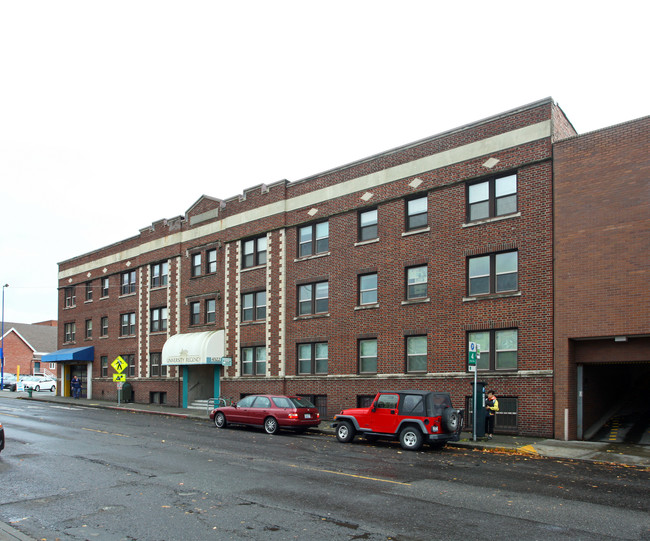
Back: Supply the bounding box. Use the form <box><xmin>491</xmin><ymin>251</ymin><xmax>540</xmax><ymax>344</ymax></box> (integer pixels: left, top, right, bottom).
<box><xmin>112</xmin><ymin>356</ymin><xmax>127</xmax><ymax>405</ymax></box>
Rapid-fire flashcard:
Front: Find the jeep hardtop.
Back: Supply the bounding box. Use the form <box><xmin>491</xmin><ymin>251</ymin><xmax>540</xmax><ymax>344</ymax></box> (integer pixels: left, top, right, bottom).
<box><xmin>332</xmin><ymin>390</ymin><xmax>463</xmax><ymax>451</ymax></box>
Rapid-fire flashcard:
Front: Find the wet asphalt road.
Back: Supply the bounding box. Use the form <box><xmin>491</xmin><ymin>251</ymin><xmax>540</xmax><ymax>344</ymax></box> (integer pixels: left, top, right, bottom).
<box><xmin>0</xmin><ymin>398</ymin><xmax>648</xmax><ymax>540</ymax></box>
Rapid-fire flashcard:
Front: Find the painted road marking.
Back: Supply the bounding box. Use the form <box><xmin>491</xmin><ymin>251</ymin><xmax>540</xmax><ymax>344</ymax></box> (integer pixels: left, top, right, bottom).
<box><xmin>290</xmin><ymin>464</ymin><xmax>411</xmax><ymax>486</ymax></box>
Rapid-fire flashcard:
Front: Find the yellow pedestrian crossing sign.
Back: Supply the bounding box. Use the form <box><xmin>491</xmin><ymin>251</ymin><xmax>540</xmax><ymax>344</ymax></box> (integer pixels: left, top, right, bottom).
<box><xmin>111</xmin><ymin>356</ymin><xmax>128</xmax><ymax>373</ymax></box>
<box><xmin>113</xmin><ymin>373</ymin><xmax>126</xmax><ymax>382</ymax></box>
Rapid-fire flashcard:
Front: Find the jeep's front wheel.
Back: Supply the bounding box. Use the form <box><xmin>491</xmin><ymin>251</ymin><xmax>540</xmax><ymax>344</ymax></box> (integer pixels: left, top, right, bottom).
<box><xmin>399</xmin><ymin>426</ymin><xmax>423</xmax><ymax>451</ymax></box>
<box><xmin>336</xmin><ymin>421</ymin><xmax>356</xmax><ymax>443</ymax></box>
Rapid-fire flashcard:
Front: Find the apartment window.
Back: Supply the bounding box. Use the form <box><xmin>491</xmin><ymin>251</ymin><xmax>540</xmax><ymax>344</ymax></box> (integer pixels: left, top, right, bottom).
<box><xmin>190</xmin><ymin>302</ymin><xmax>201</xmax><ymax>325</ymax></box>
<box><xmin>358</xmin><ymin>209</ymin><xmax>378</xmax><ymax>242</ymax></box>
<box><xmin>298</xmin><ymin>342</ymin><xmax>328</xmax><ymax>375</ymax></box>
<box><xmin>241</xmin><ymin>346</ymin><xmax>266</xmax><ymax>376</ymax></box>
<box><xmin>468</xmin><ymin>173</ymin><xmax>517</xmax><ymax>221</ymax></box>
<box><xmin>121</xmin><ymin>271</ymin><xmax>136</xmax><ymax>295</ymax></box>
<box><xmin>468</xmin><ymin>329</ymin><xmax>518</xmax><ymax>371</ymax></box>
<box><xmin>242</xmin><ymin>236</ymin><xmax>267</xmax><ymax>268</ymax></box>
<box><xmin>359</xmin><ymin>273</ymin><xmax>378</xmax><ymax>305</ymax></box>
<box><xmin>123</xmin><ymin>354</ymin><xmax>136</xmax><ymax>377</ymax></box>
<box><xmin>151</xmin><ymin>261</ymin><xmax>168</xmax><ymax>288</ymax></box>
<box><xmin>406</xmin><ymin>265</ymin><xmax>427</xmax><ymax>300</ymax></box>
<box><xmin>242</xmin><ymin>291</ymin><xmax>266</xmax><ymax>322</ymax></box>
<box><xmin>299</xmin><ymin>221</ymin><xmax>329</xmax><ymax>257</ymax></box>
<box><xmin>359</xmin><ymin>338</ymin><xmax>378</xmax><ymax>374</ymax></box>
<box><xmin>101</xmin><ymin>277</ymin><xmax>109</xmax><ymax>297</ymax></box>
<box><xmin>151</xmin><ymin>307</ymin><xmax>168</xmax><ymax>332</ymax></box>
<box><xmin>406</xmin><ymin>196</ymin><xmax>428</xmax><ymax>231</ymax></box>
<box><xmin>406</xmin><ymin>335</ymin><xmax>427</xmax><ymax>373</ymax></box>
<box><xmin>64</xmin><ymin>322</ymin><xmax>76</xmax><ymax>342</ymax></box>
<box><xmin>468</xmin><ymin>251</ymin><xmax>518</xmax><ymax>296</ymax></box>
<box><xmin>120</xmin><ymin>313</ymin><xmax>136</xmax><ymax>336</ymax></box>
<box><xmin>85</xmin><ymin>281</ymin><xmax>93</xmax><ymax>302</ymax></box>
<box><xmin>100</xmin><ymin>316</ymin><xmax>108</xmax><ymax>337</ymax></box>
<box><xmin>298</xmin><ymin>281</ymin><xmax>329</xmax><ymax>315</ymax></box>
<box><xmin>206</xmin><ymin>299</ymin><xmax>216</xmax><ymax>324</ymax></box>
<box><xmin>150</xmin><ymin>352</ymin><xmax>167</xmax><ymax>377</ymax></box>
<box><xmin>191</xmin><ymin>253</ymin><xmax>202</xmax><ymax>277</ymax></box>
<box><xmin>207</xmin><ymin>249</ymin><xmax>217</xmax><ymax>274</ymax></box>
<box><xmin>64</xmin><ymin>287</ymin><xmax>76</xmax><ymax>308</ymax></box>
<box><xmin>101</xmin><ymin>356</ymin><xmax>108</xmax><ymax>377</ymax></box>
<box><xmin>85</xmin><ymin>319</ymin><xmax>92</xmax><ymax>339</ymax></box>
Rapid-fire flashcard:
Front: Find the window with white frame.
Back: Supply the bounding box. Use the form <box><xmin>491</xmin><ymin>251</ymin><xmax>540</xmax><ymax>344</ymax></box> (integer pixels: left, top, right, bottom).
<box><xmin>406</xmin><ymin>335</ymin><xmax>427</xmax><ymax>372</ymax></box>
<box><xmin>85</xmin><ymin>319</ymin><xmax>92</xmax><ymax>339</ymax></box>
<box><xmin>100</xmin><ymin>316</ymin><xmax>108</xmax><ymax>337</ymax></box>
<box><xmin>358</xmin><ymin>273</ymin><xmax>378</xmax><ymax>305</ymax></box>
<box><xmin>406</xmin><ymin>265</ymin><xmax>427</xmax><ymax>300</ymax></box>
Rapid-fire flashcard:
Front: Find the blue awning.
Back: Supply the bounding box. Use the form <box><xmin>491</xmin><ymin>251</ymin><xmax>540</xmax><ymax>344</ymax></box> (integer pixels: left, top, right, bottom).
<box><xmin>42</xmin><ymin>346</ymin><xmax>95</xmax><ymax>363</ymax></box>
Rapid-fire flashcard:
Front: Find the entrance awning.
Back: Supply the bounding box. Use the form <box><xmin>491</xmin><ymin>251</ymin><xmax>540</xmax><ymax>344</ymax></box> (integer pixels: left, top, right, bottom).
<box><xmin>162</xmin><ymin>331</ymin><xmax>225</xmax><ymax>366</ymax></box>
<box><xmin>42</xmin><ymin>346</ymin><xmax>95</xmax><ymax>363</ymax></box>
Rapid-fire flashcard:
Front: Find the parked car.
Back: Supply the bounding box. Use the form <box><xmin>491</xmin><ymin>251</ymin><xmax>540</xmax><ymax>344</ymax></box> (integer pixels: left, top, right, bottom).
<box><xmin>23</xmin><ymin>375</ymin><xmax>57</xmax><ymax>392</ymax></box>
<box><xmin>0</xmin><ymin>421</ymin><xmax>4</xmax><ymax>453</ymax></box>
<box><xmin>331</xmin><ymin>390</ymin><xmax>464</xmax><ymax>451</ymax></box>
<box><xmin>210</xmin><ymin>394</ymin><xmax>321</xmax><ymax>434</ymax></box>
<box><xmin>1</xmin><ymin>373</ymin><xmax>17</xmax><ymax>391</ymax></box>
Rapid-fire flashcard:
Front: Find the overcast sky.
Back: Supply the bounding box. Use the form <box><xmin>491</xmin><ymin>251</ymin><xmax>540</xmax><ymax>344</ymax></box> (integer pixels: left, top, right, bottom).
<box><xmin>1</xmin><ymin>1</ymin><xmax>647</xmax><ymax>325</ymax></box>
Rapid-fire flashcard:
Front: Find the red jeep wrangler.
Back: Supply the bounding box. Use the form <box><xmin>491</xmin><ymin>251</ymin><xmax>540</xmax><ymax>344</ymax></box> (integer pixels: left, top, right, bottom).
<box><xmin>332</xmin><ymin>390</ymin><xmax>463</xmax><ymax>451</ymax></box>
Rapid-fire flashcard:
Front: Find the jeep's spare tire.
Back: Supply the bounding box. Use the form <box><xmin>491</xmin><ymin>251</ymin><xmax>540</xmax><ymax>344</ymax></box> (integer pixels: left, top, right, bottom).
<box><xmin>442</xmin><ymin>408</ymin><xmax>460</xmax><ymax>432</ymax></box>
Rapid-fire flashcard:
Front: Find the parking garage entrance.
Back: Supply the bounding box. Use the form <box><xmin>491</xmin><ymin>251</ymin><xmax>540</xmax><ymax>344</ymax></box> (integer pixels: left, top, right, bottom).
<box><xmin>575</xmin><ymin>338</ymin><xmax>650</xmax><ymax>444</ymax></box>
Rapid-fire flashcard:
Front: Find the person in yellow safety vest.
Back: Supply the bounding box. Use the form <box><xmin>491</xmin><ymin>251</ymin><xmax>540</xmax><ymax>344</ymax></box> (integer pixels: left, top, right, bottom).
<box><xmin>485</xmin><ymin>390</ymin><xmax>499</xmax><ymax>440</ymax></box>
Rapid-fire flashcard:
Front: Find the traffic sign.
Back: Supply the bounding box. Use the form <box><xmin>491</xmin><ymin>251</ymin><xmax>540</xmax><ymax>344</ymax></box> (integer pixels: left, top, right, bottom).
<box><xmin>113</xmin><ymin>373</ymin><xmax>126</xmax><ymax>382</ymax></box>
<box><xmin>468</xmin><ymin>342</ymin><xmax>477</xmax><ymax>365</ymax></box>
<box><xmin>111</xmin><ymin>356</ymin><xmax>128</xmax><ymax>373</ymax></box>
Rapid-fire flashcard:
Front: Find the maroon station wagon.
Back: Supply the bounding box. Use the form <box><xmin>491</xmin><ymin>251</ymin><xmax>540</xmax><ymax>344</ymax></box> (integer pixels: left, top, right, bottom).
<box><xmin>210</xmin><ymin>395</ymin><xmax>321</xmax><ymax>434</ymax></box>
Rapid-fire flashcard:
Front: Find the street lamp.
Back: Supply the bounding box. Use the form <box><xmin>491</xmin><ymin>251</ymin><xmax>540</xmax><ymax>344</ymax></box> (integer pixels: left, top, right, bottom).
<box><xmin>1</xmin><ymin>284</ymin><xmax>8</xmax><ymax>390</ymax></box>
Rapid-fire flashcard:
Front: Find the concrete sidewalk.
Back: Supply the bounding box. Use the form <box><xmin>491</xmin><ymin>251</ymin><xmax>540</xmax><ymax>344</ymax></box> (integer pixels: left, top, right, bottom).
<box><xmin>3</xmin><ymin>391</ymin><xmax>649</xmax><ymax>468</ymax></box>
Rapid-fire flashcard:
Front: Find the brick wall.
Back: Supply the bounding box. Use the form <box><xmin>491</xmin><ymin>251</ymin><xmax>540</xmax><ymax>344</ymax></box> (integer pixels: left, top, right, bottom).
<box><xmin>56</xmin><ymin>98</ymin><xmax>565</xmax><ymax>436</ymax></box>
<box><xmin>553</xmin><ymin>116</ymin><xmax>650</xmax><ymax>438</ymax></box>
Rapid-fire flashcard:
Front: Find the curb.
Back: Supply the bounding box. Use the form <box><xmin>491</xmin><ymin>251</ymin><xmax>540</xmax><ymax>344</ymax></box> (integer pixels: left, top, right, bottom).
<box><xmin>0</xmin><ymin>521</ymin><xmax>33</xmax><ymax>541</ymax></box>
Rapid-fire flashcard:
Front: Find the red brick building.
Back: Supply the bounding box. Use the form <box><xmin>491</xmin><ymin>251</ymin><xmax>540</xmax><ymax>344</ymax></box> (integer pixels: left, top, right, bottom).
<box><xmin>1</xmin><ymin>321</ymin><xmax>58</xmax><ymax>377</ymax></box>
<box><xmin>553</xmin><ymin>116</ymin><xmax>650</xmax><ymax>440</ymax></box>
<box><xmin>53</xmin><ymin>98</ymin><xmax>580</xmax><ymax>436</ymax></box>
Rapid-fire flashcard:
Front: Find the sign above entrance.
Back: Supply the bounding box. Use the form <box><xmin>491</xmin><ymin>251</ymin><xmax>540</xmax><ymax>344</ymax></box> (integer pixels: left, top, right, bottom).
<box><xmin>161</xmin><ymin>331</ymin><xmax>225</xmax><ymax>366</ymax></box>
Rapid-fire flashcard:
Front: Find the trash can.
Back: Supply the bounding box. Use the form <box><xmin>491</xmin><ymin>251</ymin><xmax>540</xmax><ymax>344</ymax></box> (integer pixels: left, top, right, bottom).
<box><xmin>121</xmin><ymin>382</ymin><xmax>133</xmax><ymax>403</ymax></box>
